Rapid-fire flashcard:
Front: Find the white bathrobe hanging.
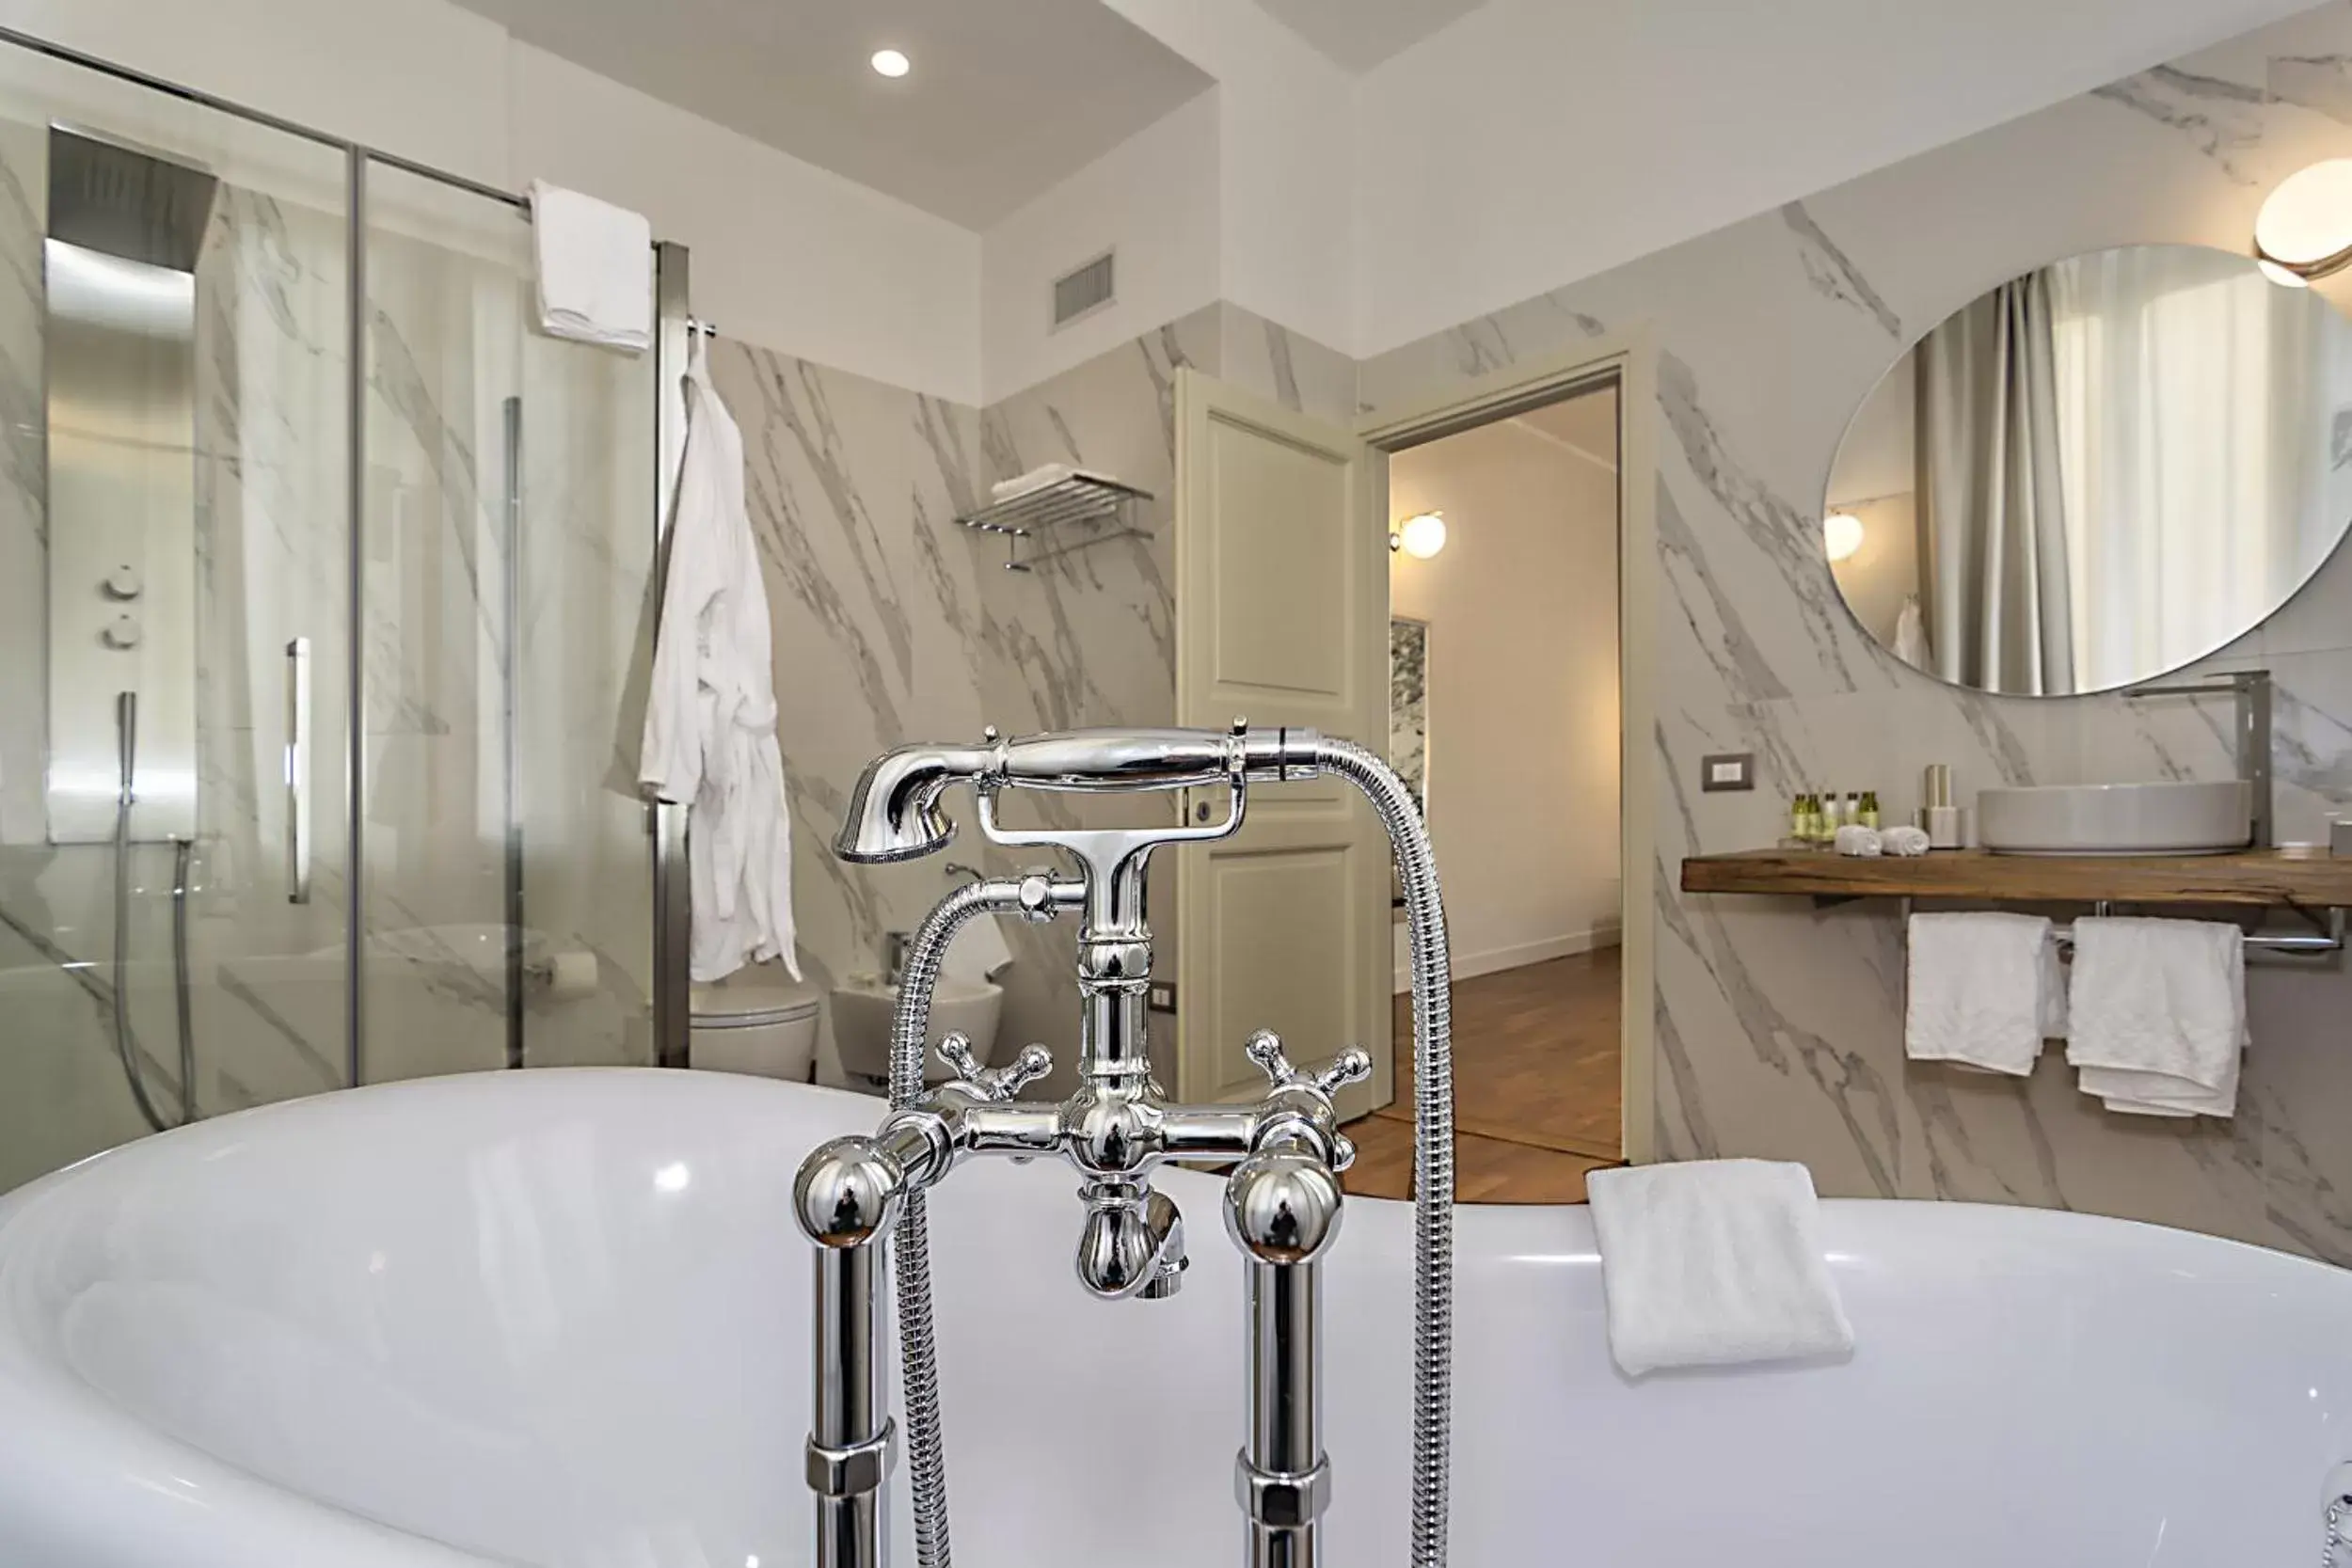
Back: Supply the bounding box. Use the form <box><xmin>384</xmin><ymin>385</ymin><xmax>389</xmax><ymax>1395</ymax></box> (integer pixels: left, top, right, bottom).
<box><xmin>640</xmin><ymin>337</ymin><xmax>801</xmax><ymax>982</ymax></box>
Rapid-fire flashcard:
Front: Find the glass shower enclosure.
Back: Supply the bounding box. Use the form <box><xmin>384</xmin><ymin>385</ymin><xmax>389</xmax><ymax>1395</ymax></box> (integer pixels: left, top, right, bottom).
<box><xmin>0</xmin><ymin>30</ymin><xmax>676</xmax><ymax>1193</ymax></box>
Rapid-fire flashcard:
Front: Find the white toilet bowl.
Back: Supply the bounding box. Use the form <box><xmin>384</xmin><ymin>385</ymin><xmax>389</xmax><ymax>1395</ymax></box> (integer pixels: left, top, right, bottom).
<box><xmin>689</xmin><ymin>971</ymin><xmax>821</xmax><ymax>1082</ymax></box>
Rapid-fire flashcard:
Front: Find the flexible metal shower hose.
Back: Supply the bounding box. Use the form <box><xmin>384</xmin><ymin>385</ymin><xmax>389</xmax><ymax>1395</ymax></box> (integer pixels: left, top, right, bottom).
<box><xmin>109</xmin><ymin>691</ymin><xmax>192</xmax><ymax>1136</ymax></box>
<box><xmin>1314</xmin><ymin>736</ymin><xmax>1455</xmax><ymax>1567</ymax></box>
<box><xmin>887</xmin><ymin>878</ymin><xmax>1021</xmax><ymax>1568</ymax></box>
<box><xmin>886</xmin><ymin>738</ymin><xmax>1455</xmax><ymax>1568</ymax></box>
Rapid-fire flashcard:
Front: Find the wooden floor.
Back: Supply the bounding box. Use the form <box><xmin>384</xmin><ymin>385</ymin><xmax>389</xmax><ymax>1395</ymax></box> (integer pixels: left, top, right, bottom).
<box><xmin>1341</xmin><ymin>947</ymin><xmax>1622</xmax><ymax>1205</ymax></box>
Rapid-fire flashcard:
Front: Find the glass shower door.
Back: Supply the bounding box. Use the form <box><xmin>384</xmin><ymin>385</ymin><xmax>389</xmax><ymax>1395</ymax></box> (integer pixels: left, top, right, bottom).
<box><xmin>0</xmin><ymin>45</ymin><xmax>353</xmax><ymax>1190</ymax></box>
<box><xmin>357</xmin><ymin>160</ymin><xmax>656</xmax><ymax>1082</ymax></box>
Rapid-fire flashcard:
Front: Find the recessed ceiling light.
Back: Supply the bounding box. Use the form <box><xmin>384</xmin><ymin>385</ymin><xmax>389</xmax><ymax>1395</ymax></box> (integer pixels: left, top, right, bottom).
<box><xmin>871</xmin><ymin>48</ymin><xmax>911</xmax><ymax>78</ymax></box>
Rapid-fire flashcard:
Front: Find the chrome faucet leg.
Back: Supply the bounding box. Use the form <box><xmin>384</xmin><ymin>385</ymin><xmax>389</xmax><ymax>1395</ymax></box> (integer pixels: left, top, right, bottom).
<box><xmin>1228</xmin><ymin>1151</ymin><xmax>1343</xmax><ymax>1568</ymax></box>
<box><xmin>798</xmin><ymin>1138</ymin><xmax>908</xmax><ymax>1568</ymax></box>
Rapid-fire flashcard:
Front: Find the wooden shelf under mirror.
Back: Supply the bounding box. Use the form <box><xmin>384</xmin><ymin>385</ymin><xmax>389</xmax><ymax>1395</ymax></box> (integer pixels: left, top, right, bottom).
<box><xmin>1679</xmin><ymin>847</ymin><xmax>2352</xmax><ymax>910</ymax></box>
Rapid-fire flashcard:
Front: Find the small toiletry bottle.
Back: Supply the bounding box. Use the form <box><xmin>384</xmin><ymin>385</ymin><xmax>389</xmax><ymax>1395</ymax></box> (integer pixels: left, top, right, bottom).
<box><xmin>1823</xmin><ymin>791</ymin><xmax>1847</xmax><ymax>836</ymax></box>
<box><xmin>1804</xmin><ymin>791</ymin><xmax>1827</xmax><ymax>842</ymax></box>
<box><xmin>1859</xmin><ymin>789</ymin><xmax>1881</xmax><ymax>831</ymax></box>
<box><xmin>1789</xmin><ymin>793</ymin><xmax>1813</xmax><ymax>846</ymax></box>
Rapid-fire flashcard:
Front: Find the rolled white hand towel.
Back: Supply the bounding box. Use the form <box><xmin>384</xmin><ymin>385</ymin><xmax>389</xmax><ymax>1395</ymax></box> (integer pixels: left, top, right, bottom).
<box><xmin>1586</xmin><ymin>1159</ymin><xmax>1854</xmax><ymax>1376</ymax></box>
<box><xmin>1834</xmin><ymin>824</ymin><xmax>1883</xmax><ymax>857</ymax></box>
<box><xmin>1880</xmin><ymin>825</ymin><xmax>1931</xmax><ymax>857</ymax></box>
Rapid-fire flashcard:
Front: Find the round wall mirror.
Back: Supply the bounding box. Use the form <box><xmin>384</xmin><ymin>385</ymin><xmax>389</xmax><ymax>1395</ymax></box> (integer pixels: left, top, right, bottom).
<box><xmin>1823</xmin><ymin>243</ymin><xmax>2352</xmax><ymax>696</ymax></box>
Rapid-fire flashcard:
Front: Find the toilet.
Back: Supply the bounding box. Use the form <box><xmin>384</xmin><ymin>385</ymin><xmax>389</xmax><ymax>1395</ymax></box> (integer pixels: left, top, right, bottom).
<box><xmin>689</xmin><ymin>971</ymin><xmax>822</xmax><ymax>1082</ymax></box>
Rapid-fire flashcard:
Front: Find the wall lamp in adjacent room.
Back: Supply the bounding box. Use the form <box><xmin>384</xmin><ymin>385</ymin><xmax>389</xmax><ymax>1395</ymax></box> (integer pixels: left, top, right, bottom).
<box><xmin>2254</xmin><ymin>159</ymin><xmax>2352</xmax><ymax>286</ymax></box>
<box><xmin>1391</xmin><ymin>511</ymin><xmax>1447</xmax><ymax>559</ymax></box>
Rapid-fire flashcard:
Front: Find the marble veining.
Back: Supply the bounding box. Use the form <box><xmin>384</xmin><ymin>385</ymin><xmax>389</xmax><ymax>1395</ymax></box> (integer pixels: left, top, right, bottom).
<box><xmin>2091</xmin><ymin>63</ymin><xmax>2274</xmax><ymax>183</ymax></box>
<box><xmin>1780</xmin><ymin>202</ymin><xmax>1901</xmax><ymax>339</ymax></box>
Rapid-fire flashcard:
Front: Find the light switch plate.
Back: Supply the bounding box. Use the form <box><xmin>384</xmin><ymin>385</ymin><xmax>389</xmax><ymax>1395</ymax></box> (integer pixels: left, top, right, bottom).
<box><xmin>1700</xmin><ymin>752</ymin><xmax>1755</xmax><ymax>793</ymax></box>
<box><xmin>1147</xmin><ymin>981</ymin><xmax>1178</xmax><ymax>1014</ymax></box>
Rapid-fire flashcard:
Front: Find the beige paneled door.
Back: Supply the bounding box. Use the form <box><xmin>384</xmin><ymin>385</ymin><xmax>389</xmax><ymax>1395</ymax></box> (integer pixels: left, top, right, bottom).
<box><xmin>1173</xmin><ymin>369</ymin><xmax>1391</xmax><ymax>1118</ymax></box>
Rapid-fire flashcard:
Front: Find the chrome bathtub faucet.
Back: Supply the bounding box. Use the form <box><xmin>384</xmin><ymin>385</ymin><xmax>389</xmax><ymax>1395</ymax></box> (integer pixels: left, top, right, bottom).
<box><xmin>792</xmin><ymin>722</ymin><xmax>1458</xmax><ymax>1568</ymax></box>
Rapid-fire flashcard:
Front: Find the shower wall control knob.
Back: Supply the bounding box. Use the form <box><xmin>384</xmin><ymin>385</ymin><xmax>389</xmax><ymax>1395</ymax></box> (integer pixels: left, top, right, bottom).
<box><xmin>103</xmin><ymin>563</ymin><xmax>142</xmax><ymax>600</ymax></box>
<box><xmin>102</xmin><ymin>613</ymin><xmax>141</xmax><ymax>650</ymax></box>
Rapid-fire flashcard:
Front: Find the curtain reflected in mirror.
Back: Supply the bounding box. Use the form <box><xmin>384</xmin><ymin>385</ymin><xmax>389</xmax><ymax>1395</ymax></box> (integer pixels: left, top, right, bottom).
<box><xmin>1825</xmin><ymin>243</ymin><xmax>2352</xmax><ymax>696</ymax></box>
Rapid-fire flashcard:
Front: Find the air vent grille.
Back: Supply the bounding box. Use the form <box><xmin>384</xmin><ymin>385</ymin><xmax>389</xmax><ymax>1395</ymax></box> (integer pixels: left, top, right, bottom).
<box><xmin>1052</xmin><ymin>249</ymin><xmax>1116</xmax><ymax>329</ymax></box>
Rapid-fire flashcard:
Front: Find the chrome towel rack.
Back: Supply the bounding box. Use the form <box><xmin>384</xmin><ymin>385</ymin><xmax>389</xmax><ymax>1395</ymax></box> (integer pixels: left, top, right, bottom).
<box><xmin>1897</xmin><ymin>897</ymin><xmax>2346</xmax><ymax>958</ymax></box>
<box><xmin>956</xmin><ymin>471</ymin><xmax>1152</xmax><ymax>573</ymax></box>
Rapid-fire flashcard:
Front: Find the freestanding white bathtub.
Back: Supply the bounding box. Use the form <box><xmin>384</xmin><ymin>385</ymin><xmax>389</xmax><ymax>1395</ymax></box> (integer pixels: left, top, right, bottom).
<box><xmin>0</xmin><ymin>1069</ymin><xmax>2346</xmax><ymax>1566</ymax></box>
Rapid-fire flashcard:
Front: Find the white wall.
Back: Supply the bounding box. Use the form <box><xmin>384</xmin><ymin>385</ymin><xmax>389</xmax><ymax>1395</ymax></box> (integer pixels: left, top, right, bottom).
<box><xmin>1350</xmin><ymin>0</ymin><xmax>2322</xmax><ymax>356</ymax></box>
<box><xmin>0</xmin><ymin>0</ymin><xmax>981</xmax><ymax>402</ymax></box>
<box><xmin>980</xmin><ymin>90</ymin><xmax>1219</xmax><ymax>403</ymax></box>
<box><xmin>1388</xmin><ymin>409</ymin><xmax>1621</xmax><ymax>982</ymax></box>
<box><xmin>1098</xmin><ymin>0</ymin><xmax>1359</xmax><ymax>358</ymax></box>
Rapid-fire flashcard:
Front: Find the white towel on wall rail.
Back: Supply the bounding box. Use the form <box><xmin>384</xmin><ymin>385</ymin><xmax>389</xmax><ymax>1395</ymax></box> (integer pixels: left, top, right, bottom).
<box><xmin>2066</xmin><ymin>917</ymin><xmax>2244</xmax><ymax>1117</ymax></box>
<box><xmin>640</xmin><ymin>335</ymin><xmax>800</xmax><ymax>983</ymax></box>
<box><xmin>529</xmin><ymin>180</ymin><xmax>652</xmax><ymax>352</ymax></box>
<box><xmin>1903</xmin><ymin>911</ymin><xmax>2062</xmax><ymax>1075</ymax></box>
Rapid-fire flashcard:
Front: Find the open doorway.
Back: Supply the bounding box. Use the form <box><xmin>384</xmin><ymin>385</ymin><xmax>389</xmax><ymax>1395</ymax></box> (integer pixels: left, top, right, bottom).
<box><xmin>1340</xmin><ymin>379</ymin><xmax>1627</xmax><ymax>1203</ymax></box>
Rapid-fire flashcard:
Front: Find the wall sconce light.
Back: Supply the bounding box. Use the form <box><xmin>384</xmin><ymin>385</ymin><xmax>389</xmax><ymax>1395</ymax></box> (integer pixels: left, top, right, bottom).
<box><xmin>1823</xmin><ymin>512</ymin><xmax>1864</xmax><ymax>563</ymax></box>
<box><xmin>2254</xmin><ymin>159</ymin><xmax>2352</xmax><ymax>286</ymax></box>
<box><xmin>1391</xmin><ymin>511</ymin><xmax>1447</xmax><ymax>559</ymax></box>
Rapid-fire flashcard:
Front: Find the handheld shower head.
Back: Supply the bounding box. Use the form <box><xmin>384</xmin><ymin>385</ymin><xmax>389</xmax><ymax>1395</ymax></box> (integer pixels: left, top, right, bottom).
<box><xmin>834</xmin><ymin>743</ymin><xmax>991</xmax><ymax>863</ymax></box>
<box><xmin>833</xmin><ymin>726</ymin><xmax>1326</xmax><ymax>864</ymax></box>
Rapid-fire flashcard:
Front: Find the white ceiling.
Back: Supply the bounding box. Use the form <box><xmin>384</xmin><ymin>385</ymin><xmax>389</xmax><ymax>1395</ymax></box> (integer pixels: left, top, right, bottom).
<box><xmin>1252</xmin><ymin>0</ymin><xmax>1490</xmax><ymax>72</ymax></box>
<box><xmin>453</xmin><ymin>0</ymin><xmax>1212</xmax><ymax>228</ymax></box>
<box><xmin>1512</xmin><ymin>386</ymin><xmax>1618</xmax><ymax>472</ymax></box>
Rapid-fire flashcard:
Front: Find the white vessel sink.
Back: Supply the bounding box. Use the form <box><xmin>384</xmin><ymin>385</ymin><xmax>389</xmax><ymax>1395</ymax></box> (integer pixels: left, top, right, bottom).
<box><xmin>1976</xmin><ymin>780</ymin><xmax>2252</xmax><ymax>856</ymax></box>
<box><xmin>831</xmin><ymin>974</ymin><xmax>1003</xmax><ymax>1084</ymax></box>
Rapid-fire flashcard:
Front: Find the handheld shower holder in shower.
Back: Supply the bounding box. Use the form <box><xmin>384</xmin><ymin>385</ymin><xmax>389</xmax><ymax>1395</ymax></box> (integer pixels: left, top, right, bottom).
<box><xmin>796</xmin><ymin>721</ymin><xmax>1456</xmax><ymax>1568</ymax></box>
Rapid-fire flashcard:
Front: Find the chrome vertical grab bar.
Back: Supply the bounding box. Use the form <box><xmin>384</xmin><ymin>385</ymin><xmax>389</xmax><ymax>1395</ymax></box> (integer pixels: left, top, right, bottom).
<box><xmin>285</xmin><ymin>637</ymin><xmax>311</xmax><ymax>904</ymax></box>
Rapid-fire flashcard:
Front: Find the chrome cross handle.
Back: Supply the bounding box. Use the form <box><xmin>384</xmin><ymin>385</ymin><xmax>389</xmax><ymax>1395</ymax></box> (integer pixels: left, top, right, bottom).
<box><xmin>935</xmin><ymin>1035</ymin><xmax>1054</xmax><ymax>1101</ymax></box>
<box><xmin>1245</xmin><ymin>1030</ymin><xmax>1374</xmax><ymax>1099</ymax></box>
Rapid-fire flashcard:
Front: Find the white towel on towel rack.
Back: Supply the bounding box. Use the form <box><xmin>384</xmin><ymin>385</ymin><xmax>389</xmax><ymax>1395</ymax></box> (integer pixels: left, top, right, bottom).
<box><xmin>529</xmin><ymin>180</ymin><xmax>652</xmax><ymax>352</ymax></box>
<box><xmin>1904</xmin><ymin>912</ymin><xmax>2062</xmax><ymax>1075</ymax></box>
<box><xmin>1586</xmin><ymin>1159</ymin><xmax>1854</xmax><ymax>1376</ymax></box>
<box><xmin>2066</xmin><ymin>917</ymin><xmax>2244</xmax><ymax>1117</ymax></box>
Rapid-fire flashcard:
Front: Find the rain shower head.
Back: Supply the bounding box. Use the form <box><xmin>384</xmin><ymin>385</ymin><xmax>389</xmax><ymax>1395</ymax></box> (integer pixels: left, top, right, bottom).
<box><xmin>47</xmin><ymin>123</ymin><xmax>217</xmax><ymax>274</ymax></box>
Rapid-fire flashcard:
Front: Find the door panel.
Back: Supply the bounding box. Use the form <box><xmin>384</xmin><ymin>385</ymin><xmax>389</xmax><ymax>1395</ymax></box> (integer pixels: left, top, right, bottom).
<box><xmin>1174</xmin><ymin>370</ymin><xmax>1390</xmax><ymax>1117</ymax></box>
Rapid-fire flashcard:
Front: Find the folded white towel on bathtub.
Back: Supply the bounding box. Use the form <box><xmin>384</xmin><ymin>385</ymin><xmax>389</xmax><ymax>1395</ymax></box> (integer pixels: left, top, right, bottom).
<box><xmin>1585</xmin><ymin>1159</ymin><xmax>1854</xmax><ymax>1376</ymax></box>
<box><xmin>1904</xmin><ymin>911</ymin><xmax>2062</xmax><ymax>1075</ymax></box>
<box><xmin>2066</xmin><ymin>916</ymin><xmax>2246</xmax><ymax>1117</ymax></box>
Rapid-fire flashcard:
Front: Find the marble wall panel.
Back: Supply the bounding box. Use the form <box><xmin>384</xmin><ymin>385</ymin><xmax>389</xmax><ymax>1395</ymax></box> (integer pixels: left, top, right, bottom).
<box><xmin>1354</xmin><ymin>2</ymin><xmax>2352</xmax><ymax>1256</ymax></box>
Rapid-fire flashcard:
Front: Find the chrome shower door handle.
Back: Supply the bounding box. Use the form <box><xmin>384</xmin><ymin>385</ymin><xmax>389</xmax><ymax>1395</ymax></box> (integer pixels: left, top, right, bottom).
<box><xmin>285</xmin><ymin>637</ymin><xmax>311</xmax><ymax>904</ymax></box>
